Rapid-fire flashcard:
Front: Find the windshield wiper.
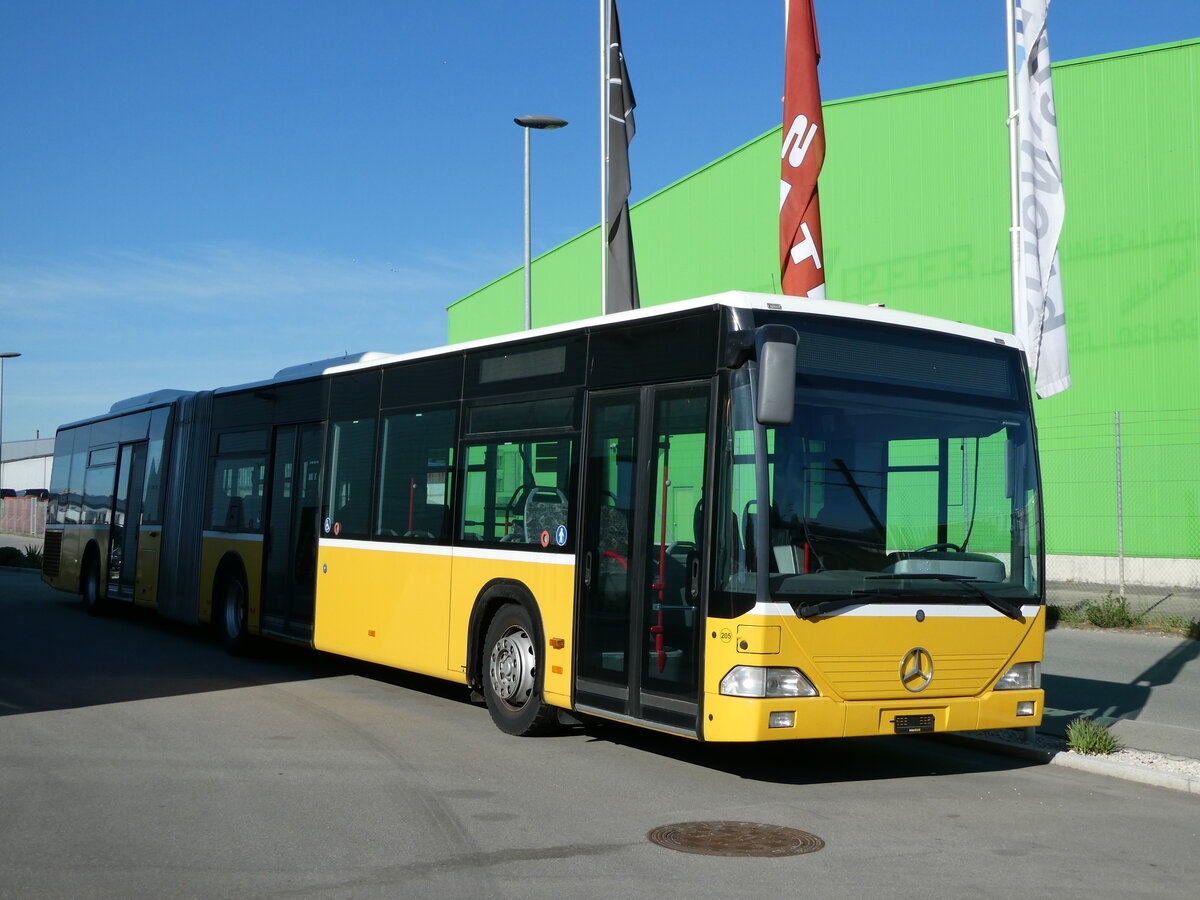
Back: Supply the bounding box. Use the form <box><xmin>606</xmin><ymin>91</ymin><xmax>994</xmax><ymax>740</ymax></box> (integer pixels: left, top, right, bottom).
<box><xmin>795</xmin><ymin>596</ymin><xmax>877</xmax><ymax>618</ymax></box>
<box><xmin>864</xmin><ymin>573</ymin><xmax>1025</xmax><ymax>620</ymax></box>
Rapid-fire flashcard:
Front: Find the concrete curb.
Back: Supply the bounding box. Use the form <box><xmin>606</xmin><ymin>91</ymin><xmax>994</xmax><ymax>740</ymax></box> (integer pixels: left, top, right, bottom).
<box><xmin>943</xmin><ymin>733</ymin><xmax>1200</xmax><ymax>796</ymax></box>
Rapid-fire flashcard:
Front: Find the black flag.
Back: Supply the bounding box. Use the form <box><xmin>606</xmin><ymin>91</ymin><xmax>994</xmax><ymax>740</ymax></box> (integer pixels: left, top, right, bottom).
<box><xmin>605</xmin><ymin>0</ymin><xmax>639</xmax><ymax>313</ymax></box>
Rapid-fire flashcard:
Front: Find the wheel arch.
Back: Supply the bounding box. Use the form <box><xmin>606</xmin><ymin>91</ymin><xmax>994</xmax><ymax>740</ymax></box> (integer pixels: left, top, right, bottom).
<box><xmin>465</xmin><ymin>578</ymin><xmax>545</xmax><ymax>692</ymax></box>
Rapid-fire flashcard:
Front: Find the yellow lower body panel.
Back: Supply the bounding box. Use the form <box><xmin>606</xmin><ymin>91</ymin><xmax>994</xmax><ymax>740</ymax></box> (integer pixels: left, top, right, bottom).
<box><xmin>314</xmin><ymin>542</ymin><xmax>456</xmax><ymax>681</ymax></box>
<box><xmin>133</xmin><ymin>527</ymin><xmax>162</xmax><ymax>608</ymax></box>
<box><xmin>445</xmin><ymin>551</ymin><xmax>576</xmax><ymax>709</ymax></box>
<box><xmin>702</xmin><ymin>689</ymin><xmax>1043</xmax><ymax>742</ymax></box>
<box><xmin>701</xmin><ymin>607</ymin><xmax>1045</xmax><ymax>741</ymax></box>
<box><xmin>312</xmin><ymin>543</ymin><xmax>576</xmax><ymax>707</ymax></box>
<box><xmin>41</xmin><ymin>525</ymin><xmax>85</xmax><ymax>594</ymax></box>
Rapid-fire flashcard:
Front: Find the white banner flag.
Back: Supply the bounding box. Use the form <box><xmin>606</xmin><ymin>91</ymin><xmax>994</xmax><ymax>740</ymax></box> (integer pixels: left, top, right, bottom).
<box><xmin>1014</xmin><ymin>0</ymin><xmax>1070</xmax><ymax>397</ymax></box>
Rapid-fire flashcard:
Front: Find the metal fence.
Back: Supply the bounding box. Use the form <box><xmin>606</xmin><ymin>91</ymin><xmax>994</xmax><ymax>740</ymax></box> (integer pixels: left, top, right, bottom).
<box><xmin>1038</xmin><ymin>408</ymin><xmax>1200</xmax><ymax>592</ymax></box>
<box><xmin>0</xmin><ymin>497</ymin><xmax>46</xmax><ymax>538</ymax></box>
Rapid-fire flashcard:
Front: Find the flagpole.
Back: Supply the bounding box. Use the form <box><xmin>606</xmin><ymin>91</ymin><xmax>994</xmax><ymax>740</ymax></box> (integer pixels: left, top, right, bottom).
<box><xmin>1006</xmin><ymin>0</ymin><xmax>1023</xmax><ymax>336</ymax></box>
<box><xmin>600</xmin><ymin>0</ymin><xmax>609</xmax><ymax>315</ymax></box>
<box><xmin>523</xmin><ymin>124</ymin><xmax>532</xmax><ymax>330</ymax></box>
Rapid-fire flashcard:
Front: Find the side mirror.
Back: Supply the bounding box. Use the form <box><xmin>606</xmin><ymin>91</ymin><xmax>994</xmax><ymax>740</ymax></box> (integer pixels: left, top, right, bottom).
<box><xmin>755</xmin><ymin>325</ymin><xmax>798</xmax><ymax>426</ymax></box>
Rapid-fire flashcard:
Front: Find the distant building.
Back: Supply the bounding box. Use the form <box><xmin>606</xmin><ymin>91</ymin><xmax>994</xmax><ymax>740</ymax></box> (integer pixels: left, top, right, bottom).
<box><xmin>0</xmin><ymin>438</ymin><xmax>54</xmax><ymax>493</ymax></box>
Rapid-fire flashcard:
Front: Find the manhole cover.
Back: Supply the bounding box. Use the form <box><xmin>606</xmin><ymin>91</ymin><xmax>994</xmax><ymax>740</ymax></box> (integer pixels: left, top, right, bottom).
<box><xmin>647</xmin><ymin>821</ymin><xmax>825</xmax><ymax>857</ymax></box>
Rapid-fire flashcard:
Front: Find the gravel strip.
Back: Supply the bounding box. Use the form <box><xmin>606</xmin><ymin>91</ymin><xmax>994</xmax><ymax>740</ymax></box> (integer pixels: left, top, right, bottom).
<box><xmin>955</xmin><ymin>728</ymin><xmax>1200</xmax><ymax>794</ymax></box>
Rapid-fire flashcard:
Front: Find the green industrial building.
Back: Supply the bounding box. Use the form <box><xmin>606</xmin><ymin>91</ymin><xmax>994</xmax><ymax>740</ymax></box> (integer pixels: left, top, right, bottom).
<box><xmin>449</xmin><ymin>39</ymin><xmax>1200</xmax><ymax>587</ymax></box>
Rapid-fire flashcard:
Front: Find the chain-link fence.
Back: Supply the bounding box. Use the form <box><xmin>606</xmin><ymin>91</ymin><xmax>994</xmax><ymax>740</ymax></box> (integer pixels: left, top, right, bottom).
<box><xmin>0</xmin><ymin>496</ymin><xmax>46</xmax><ymax>538</ymax></box>
<box><xmin>1038</xmin><ymin>408</ymin><xmax>1200</xmax><ymax>615</ymax></box>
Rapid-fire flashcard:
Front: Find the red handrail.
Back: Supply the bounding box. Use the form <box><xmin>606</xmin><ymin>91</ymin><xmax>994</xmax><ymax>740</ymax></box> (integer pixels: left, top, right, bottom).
<box><xmin>651</xmin><ymin>442</ymin><xmax>670</xmax><ymax>673</ymax></box>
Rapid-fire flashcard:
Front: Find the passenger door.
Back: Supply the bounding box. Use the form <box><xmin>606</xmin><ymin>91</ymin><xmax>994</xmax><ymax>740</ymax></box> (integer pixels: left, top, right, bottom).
<box><xmin>107</xmin><ymin>441</ymin><xmax>147</xmax><ymax>599</ymax></box>
<box><xmin>262</xmin><ymin>423</ymin><xmax>323</xmax><ymax>639</ymax></box>
<box><xmin>575</xmin><ymin>383</ymin><xmax>711</xmax><ymax>735</ymax></box>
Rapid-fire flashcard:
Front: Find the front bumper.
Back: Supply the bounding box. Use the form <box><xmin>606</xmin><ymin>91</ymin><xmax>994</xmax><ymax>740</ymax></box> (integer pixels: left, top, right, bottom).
<box><xmin>701</xmin><ymin>688</ymin><xmax>1043</xmax><ymax>742</ymax></box>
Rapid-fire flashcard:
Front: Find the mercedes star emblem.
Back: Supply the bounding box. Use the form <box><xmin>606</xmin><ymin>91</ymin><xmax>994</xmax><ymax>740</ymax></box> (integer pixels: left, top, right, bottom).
<box><xmin>900</xmin><ymin>647</ymin><xmax>934</xmax><ymax>693</ymax></box>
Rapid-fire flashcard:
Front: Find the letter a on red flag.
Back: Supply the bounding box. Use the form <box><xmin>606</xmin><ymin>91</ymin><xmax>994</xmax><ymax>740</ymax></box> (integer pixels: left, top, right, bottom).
<box><xmin>780</xmin><ymin>0</ymin><xmax>826</xmax><ymax>298</ymax></box>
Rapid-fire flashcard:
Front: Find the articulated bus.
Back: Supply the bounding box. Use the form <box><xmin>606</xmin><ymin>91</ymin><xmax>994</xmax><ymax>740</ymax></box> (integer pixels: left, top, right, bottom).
<box><xmin>42</xmin><ymin>292</ymin><xmax>1044</xmax><ymax>740</ymax></box>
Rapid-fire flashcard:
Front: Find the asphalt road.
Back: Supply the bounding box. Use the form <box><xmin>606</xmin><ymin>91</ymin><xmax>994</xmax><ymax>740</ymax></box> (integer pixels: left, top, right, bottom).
<box><xmin>2</xmin><ymin>570</ymin><xmax>1198</xmax><ymax>899</ymax></box>
<box><xmin>1042</xmin><ymin>627</ymin><xmax>1200</xmax><ymax>758</ymax></box>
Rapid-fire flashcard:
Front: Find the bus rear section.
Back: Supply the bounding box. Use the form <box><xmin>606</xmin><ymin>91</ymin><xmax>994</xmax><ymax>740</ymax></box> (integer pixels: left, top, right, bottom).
<box><xmin>42</xmin><ymin>393</ymin><xmax>176</xmax><ymax>614</ymax></box>
<box><xmin>41</xmin><ymin>392</ymin><xmax>204</xmax><ymax>617</ymax></box>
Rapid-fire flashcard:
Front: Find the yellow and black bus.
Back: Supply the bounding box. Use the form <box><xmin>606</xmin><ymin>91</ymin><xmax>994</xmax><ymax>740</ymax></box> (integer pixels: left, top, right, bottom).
<box><xmin>42</xmin><ymin>292</ymin><xmax>1045</xmax><ymax>740</ymax></box>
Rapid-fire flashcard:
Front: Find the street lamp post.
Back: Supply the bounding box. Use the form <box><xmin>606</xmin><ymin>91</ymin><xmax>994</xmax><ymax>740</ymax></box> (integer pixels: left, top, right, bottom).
<box><xmin>514</xmin><ymin>115</ymin><xmax>568</xmax><ymax>331</ymax></box>
<box><xmin>0</xmin><ymin>352</ymin><xmax>21</xmax><ymax>493</ymax></box>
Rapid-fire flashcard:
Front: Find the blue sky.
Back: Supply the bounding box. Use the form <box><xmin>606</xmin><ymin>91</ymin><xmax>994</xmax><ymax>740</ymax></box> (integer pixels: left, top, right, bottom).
<box><xmin>0</xmin><ymin>1</ymin><xmax>1191</xmax><ymax>442</ymax></box>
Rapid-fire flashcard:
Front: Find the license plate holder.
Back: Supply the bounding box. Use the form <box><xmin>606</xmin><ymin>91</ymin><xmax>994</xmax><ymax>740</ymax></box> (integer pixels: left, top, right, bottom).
<box><xmin>893</xmin><ymin>714</ymin><xmax>935</xmax><ymax>734</ymax></box>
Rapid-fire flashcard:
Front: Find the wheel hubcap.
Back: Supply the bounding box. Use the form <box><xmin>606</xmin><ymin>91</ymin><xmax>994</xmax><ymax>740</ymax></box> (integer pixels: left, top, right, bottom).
<box><xmin>489</xmin><ymin>625</ymin><xmax>536</xmax><ymax>708</ymax></box>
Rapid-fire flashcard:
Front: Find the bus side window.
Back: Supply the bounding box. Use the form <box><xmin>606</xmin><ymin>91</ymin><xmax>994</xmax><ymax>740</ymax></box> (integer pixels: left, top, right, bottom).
<box><xmin>328</xmin><ymin>417</ymin><xmax>376</xmax><ymax>539</ymax></box>
<box><xmin>375</xmin><ymin>407</ymin><xmax>456</xmax><ymax>542</ymax></box>
<box><xmin>459</xmin><ymin>439</ymin><xmax>575</xmax><ymax>548</ymax></box>
<box><xmin>208</xmin><ymin>455</ymin><xmax>266</xmax><ymax>533</ymax></box>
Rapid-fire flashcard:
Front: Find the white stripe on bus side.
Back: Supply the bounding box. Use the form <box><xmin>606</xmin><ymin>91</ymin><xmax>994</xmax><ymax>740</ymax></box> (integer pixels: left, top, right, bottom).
<box><xmin>316</xmin><ymin>538</ymin><xmax>576</xmax><ymax>566</ymax></box>
<box><xmin>750</xmin><ymin>601</ymin><xmax>1040</xmax><ymax>619</ymax></box>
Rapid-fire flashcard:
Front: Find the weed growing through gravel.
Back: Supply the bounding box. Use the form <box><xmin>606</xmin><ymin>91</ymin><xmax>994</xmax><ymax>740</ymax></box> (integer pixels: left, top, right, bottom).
<box><xmin>1065</xmin><ymin>717</ymin><xmax>1122</xmax><ymax>755</ymax></box>
<box><xmin>1084</xmin><ymin>592</ymin><xmax>1142</xmax><ymax>629</ymax></box>
<box><xmin>1046</xmin><ymin>603</ymin><xmax>1088</xmax><ymax>626</ymax></box>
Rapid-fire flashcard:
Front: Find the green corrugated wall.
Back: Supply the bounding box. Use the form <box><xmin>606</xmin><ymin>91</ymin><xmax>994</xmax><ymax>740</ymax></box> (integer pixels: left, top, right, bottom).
<box><xmin>448</xmin><ymin>39</ymin><xmax>1200</xmax><ymax>561</ymax></box>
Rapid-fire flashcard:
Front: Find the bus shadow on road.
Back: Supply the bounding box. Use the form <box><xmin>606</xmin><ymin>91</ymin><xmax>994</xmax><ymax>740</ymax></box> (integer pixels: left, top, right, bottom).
<box><xmin>0</xmin><ymin>588</ymin><xmax>348</xmax><ymax>717</ymax></box>
<box><xmin>1041</xmin><ymin>673</ymin><xmax>1152</xmax><ymax>736</ymax></box>
<box><xmin>2</xmin><ymin>580</ymin><xmax>485</xmax><ymax>718</ymax></box>
<box><xmin>572</xmin><ymin>719</ymin><xmax>1041</xmax><ymax>785</ymax></box>
<box><xmin>1040</xmin><ymin>636</ymin><xmax>1200</xmax><ymax>735</ymax></box>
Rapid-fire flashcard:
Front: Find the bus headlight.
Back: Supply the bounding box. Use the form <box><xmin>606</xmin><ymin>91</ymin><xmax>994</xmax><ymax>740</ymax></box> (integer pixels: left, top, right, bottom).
<box><xmin>720</xmin><ymin>666</ymin><xmax>818</xmax><ymax>698</ymax></box>
<box><xmin>995</xmin><ymin>662</ymin><xmax>1041</xmax><ymax>690</ymax></box>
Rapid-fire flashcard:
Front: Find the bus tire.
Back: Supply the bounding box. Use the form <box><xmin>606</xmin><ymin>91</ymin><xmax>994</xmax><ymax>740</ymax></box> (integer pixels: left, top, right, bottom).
<box><xmin>80</xmin><ymin>553</ymin><xmax>106</xmax><ymax>617</ymax></box>
<box><xmin>216</xmin><ymin>574</ymin><xmax>252</xmax><ymax>656</ymax></box>
<box><xmin>481</xmin><ymin>604</ymin><xmax>557</xmax><ymax>736</ymax></box>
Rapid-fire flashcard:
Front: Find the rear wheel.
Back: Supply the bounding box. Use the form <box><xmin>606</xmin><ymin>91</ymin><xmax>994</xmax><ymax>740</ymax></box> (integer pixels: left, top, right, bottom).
<box><xmin>482</xmin><ymin>604</ymin><xmax>557</xmax><ymax>736</ymax></box>
<box><xmin>217</xmin><ymin>574</ymin><xmax>251</xmax><ymax>655</ymax></box>
<box><xmin>80</xmin><ymin>554</ymin><xmax>105</xmax><ymax>617</ymax></box>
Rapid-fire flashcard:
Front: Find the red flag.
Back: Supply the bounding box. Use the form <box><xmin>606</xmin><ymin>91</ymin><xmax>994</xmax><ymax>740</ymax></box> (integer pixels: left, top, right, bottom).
<box><xmin>780</xmin><ymin>0</ymin><xmax>826</xmax><ymax>298</ymax></box>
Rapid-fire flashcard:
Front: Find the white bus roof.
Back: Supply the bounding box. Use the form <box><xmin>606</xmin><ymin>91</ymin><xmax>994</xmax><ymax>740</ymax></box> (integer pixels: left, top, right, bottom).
<box><xmin>212</xmin><ymin>292</ymin><xmax>1023</xmax><ymax>395</ymax></box>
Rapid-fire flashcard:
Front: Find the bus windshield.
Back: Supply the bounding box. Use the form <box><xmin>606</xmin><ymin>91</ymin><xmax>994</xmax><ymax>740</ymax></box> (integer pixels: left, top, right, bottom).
<box><xmin>717</xmin><ymin>323</ymin><xmax>1041</xmax><ymax>616</ymax></box>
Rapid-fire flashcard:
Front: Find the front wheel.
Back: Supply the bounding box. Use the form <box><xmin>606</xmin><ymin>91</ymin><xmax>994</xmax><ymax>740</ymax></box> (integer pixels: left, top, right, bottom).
<box><xmin>482</xmin><ymin>604</ymin><xmax>557</xmax><ymax>736</ymax></box>
<box><xmin>217</xmin><ymin>575</ymin><xmax>252</xmax><ymax>656</ymax></box>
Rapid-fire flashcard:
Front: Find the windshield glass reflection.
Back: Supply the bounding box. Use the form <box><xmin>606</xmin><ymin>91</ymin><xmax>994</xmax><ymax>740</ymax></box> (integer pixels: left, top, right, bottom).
<box><xmin>717</xmin><ymin>365</ymin><xmax>1041</xmax><ymax>614</ymax></box>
